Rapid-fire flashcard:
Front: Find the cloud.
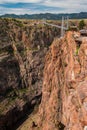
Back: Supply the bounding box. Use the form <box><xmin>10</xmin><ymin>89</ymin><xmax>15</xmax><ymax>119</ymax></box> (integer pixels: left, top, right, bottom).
<box><xmin>0</xmin><ymin>5</ymin><xmax>64</xmax><ymax>15</ymax></box>
<box><xmin>0</xmin><ymin>0</ymin><xmax>87</xmax><ymax>15</ymax></box>
<box><xmin>43</xmin><ymin>0</ymin><xmax>87</xmax><ymax>11</ymax></box>
<box><xmin>0</xmin><ymin>0</ymin><xmax>42</xmax><ymax>4</ymax></box>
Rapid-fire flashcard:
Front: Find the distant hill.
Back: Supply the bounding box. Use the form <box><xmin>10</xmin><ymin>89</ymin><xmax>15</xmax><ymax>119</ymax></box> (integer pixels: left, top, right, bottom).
<box><xmin>0</xmin><ymin>12</ymin><xmax>87</xmax><ymax>20</ymax></box>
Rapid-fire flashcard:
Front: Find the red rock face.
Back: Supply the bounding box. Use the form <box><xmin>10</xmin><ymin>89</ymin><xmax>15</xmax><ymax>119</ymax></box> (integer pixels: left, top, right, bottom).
<box><xmin>37</xmin><ymin>32</ymin><xmax>87</xmax><ymax>130</ymax></box>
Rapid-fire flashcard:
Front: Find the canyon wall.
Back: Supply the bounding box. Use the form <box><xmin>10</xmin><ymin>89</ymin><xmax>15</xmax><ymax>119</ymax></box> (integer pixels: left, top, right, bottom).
<box><xmin>1</xmin><ymin>18</ymin><xmax>87</xmax><ymax>130</ymax></box>
<box><xmin>37</xmin><ymin>32</ymin><xmax>87</xmax><ymax>130</ymax></box>
<box><xmin>0</xmin><ymin>18</ymin><xmax>60</xmax><ymax>129</ymax></box>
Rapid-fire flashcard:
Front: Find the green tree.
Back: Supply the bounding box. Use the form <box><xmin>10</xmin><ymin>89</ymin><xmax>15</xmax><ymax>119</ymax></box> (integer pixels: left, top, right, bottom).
<box><xmin>79</xmin><ymin>20</ymin><xmax>85</xmax><ymax>30</ymax></box>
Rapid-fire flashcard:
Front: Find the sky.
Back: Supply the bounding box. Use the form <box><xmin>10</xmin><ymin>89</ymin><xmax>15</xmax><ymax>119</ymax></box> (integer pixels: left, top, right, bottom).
<box><xmin>0</xmin><ymin>0</ymin><xmax>87</xmax><ymax>15</ymax></box>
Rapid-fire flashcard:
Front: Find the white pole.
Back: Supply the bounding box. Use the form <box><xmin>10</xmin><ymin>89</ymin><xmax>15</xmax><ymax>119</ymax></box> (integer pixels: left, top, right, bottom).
<box><xmin>66</xmin><ymin>16</ymin><xmax>69</xmax><ymax>30</ymax></box>
<box><xmin>61</xmin><ymin>16</ymin><xmax>64</xmax><ymax>37</ymax></box>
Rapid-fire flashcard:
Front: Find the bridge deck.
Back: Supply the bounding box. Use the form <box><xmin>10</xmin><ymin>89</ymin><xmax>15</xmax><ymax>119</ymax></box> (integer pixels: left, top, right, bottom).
<box><xmin>43</xmin><ymin>22</ymin><xmax>68</xmax><ymax>30</ymax></box>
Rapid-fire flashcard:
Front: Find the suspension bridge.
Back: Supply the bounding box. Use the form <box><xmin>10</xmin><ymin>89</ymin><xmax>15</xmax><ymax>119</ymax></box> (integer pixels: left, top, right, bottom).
<box><xmin>42</xmin><ymin>16</ymin><xmax>69</xmax><ymax>37</ymax></box>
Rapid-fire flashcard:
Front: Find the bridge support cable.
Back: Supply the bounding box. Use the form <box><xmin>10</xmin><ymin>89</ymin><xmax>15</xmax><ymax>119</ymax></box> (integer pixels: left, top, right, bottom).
<box><xmin>42</xmin><ymin>16</ymin><xmax>69</xmax><ymax>37</ymax></box>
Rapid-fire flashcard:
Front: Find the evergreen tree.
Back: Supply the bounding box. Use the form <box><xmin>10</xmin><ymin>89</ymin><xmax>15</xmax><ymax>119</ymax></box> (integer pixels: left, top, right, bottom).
<box><xmin>79</xmin><ymin>20</ymin><xmax>85</xmax><ymax>30</ymax></box>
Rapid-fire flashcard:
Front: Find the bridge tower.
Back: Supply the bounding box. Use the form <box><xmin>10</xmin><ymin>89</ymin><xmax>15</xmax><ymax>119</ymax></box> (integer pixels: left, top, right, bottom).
<box><xmin>61</xmin><ymin>16</ymin><xmax>64</xmax><ymax>37</ymax></box>
<box><xmin>61</xmin><ymin>16</ymin><xmax>69</xmax><ymax>37</ymax></box>
<box><xmin>42</xmin><ymin>16</ymin><xmax>69</xmax><ymax>38</ymax></box>
<box><xmin>66</xmin><ymin>16</ymin><xmax>69</xmax><ymax>29</ymax></box>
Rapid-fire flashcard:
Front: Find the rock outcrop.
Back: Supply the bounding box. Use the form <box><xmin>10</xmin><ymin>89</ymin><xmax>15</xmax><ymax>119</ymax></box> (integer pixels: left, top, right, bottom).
<box><xmin>2</xmin><ymin>18</ymin><xmax>87</xmax><ymax>130</ymax></box>
<box><xmin>0</xmin><ymin>18</ymin><xmax>61</xmax><ymax>129</ymax></box>
<box><xmin>0</xmin><ymin>18</ymin><xmax>60</xmax><ymax>96</ymax></box>
<box><xmin>37</xmin><ymin>31</ymin><xmax>87</xmax><ymax>130</ymax></box>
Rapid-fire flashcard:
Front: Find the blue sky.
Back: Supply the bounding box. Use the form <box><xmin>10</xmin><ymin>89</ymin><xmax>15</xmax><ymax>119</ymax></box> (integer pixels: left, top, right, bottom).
<box><xmin>0</xmin><ymin>0</ymin><xmax>87</xmax><ymax>15</ymax></box>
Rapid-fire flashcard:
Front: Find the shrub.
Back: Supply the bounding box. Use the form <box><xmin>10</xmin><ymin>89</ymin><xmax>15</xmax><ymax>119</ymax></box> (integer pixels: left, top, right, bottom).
<box><xmin>79</xmin><ymin>20</ymin><xmax>85</xmax><ymax>30</ymax></box>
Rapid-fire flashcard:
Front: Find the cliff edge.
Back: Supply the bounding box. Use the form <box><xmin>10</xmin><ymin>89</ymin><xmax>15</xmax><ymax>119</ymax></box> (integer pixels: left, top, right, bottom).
<box><xmin>36</xmin><ymin>31</ymin><xmax>87</xmax><ymax>130</ymax></box>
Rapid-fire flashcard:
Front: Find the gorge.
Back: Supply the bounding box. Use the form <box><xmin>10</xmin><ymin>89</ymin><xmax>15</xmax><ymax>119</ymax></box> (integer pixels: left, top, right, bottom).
<box><xmin>0</xmin><ymin>18</ymin><xmax>87</xmax><ymax>130</ymax></box>
<box><xmin>0</xmin><ymin>18</ymin><xmax>60</xmax><ymax>130</ymax></box>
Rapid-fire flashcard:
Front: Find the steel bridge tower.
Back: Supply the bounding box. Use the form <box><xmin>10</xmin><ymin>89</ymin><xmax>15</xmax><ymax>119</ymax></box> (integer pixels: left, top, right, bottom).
<box><xmin>61</xmin><ymin>16</ymin><xmax>69</xmax><ymax>37</ymax></box>
<box><xmin>42</xmin><ymin>16</ymin><xmax>69</xmax><ymax>37</ymax></box>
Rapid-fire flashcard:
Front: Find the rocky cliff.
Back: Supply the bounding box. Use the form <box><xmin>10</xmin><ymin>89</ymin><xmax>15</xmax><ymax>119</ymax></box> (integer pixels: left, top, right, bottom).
<box><xmin>0</xmin><ymin>18</ymin><xmax>60</xmax><ymax>129</ymax></box>
<box><xmin>34</xmin><ymin>31</ymin><xmax>87</xmax><ymax>130</ymax></box>
<box><xmin>1</xmin><ymin>18</ymin><xmax>87</xmax><ymax>130</ymax></box>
